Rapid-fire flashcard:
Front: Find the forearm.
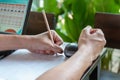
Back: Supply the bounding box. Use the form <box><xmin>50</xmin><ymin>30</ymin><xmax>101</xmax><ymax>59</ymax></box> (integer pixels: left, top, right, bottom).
<box><xmin>36</xmin><ymin>45</ymin><xmax>92</xmax><ymax>80</ymax></box>
<box><xmin>62</xmin><ymin>48</ymin><xmax>92</xmax><ymax>79</ymax></box>
<box><xmin>0</xmin><ymin>34</ymin><xmax>31</xmax><ymax>51</ymax></box>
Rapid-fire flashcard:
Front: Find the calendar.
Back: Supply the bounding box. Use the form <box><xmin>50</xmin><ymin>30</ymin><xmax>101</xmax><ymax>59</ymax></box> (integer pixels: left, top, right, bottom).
<box><xmin>0</xmin><ymin>0</ymin><xmax>32</xmax><ymax>34</ymax></box>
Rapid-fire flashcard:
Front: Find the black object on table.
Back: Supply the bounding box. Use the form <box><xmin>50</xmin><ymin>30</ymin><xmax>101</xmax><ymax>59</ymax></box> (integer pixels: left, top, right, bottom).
<box><xmin>64</xmin><ymin>43</ymin><xmax>78</xmax><ymax>58</ymax></box>
<box><xmin>0</xmin><ymin>50</ymin><xmax>15</xmax><ymax>60</ymax></box>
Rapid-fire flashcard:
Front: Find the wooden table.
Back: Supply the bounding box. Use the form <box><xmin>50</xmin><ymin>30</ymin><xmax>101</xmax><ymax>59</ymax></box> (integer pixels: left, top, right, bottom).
<box><xmin>0</xmin><ymin>43</ymin><xmax>106</xmax><ymax>80</ymax></box>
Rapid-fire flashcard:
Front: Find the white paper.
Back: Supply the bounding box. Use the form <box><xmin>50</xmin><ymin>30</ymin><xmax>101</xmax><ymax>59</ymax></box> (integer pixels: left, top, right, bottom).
<box><xmin>0</xmin><ymin>49</ymin><xmax>67</xmax><ymax>80</ymax></box>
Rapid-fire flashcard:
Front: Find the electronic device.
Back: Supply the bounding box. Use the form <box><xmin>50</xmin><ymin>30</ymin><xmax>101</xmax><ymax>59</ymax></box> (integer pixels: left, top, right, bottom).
<box><xmin>64</xmin><ymin>43</ymin><xmax>78</xmax><ymax>58</ymax></box>
<box><xmin>0</xmin><ymin>0</ymin><xmax>32</xmax><ymax>34</ymax></box>
<box><xmin>0</xmin><ymin>0</ymin><xmax>33</xmax><ymax>59</ymax></box>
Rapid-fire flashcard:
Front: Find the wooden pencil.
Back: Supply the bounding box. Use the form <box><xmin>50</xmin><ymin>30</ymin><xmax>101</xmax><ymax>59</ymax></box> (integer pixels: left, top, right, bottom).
<box><xmin>42</xmin><ymin>10</ymin><xmax>54</xmax><ymax>44</ymax></box>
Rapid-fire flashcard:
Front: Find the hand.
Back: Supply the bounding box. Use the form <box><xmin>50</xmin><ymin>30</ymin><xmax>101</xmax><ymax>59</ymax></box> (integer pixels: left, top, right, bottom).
<box><xmin>78</xmin><ymin>26</ymin><xmax>106</xmax><ymax>61</ymax></box>
<box><xmin>28</xmin><ymin>30</ymin><xmax>63</xmax><ymax>55</ymax></box>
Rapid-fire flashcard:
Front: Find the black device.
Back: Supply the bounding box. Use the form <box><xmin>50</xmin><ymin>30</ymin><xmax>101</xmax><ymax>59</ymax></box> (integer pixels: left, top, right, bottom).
<box><xmin>64</xmin><ymin>43</ymin><xmax>78</xmax><ymax>58</ymax></box>
<box><xmin>0</xmin><ymin>0</ymin><xmax>33</xmax><ymax>59</ymax></box>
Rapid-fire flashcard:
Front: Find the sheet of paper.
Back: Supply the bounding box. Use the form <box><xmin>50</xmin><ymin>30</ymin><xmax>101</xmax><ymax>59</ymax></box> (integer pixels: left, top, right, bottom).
<box><xmin>0</xmin><ymin>48</ymin><xmax>67</xmax><ymax>80</ymax></box>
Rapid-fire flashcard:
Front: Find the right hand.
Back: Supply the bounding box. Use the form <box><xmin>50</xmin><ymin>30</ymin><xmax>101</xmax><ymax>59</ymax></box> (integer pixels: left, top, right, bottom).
<box><xmin>78</xmin><ymin>26</ymin><xmax>106</xmax><ymax>61</ymax></box>
<box><xmin>27</xmin><ymin>30</ymin><xmax>63</xmax><ymax>55</ymax></box>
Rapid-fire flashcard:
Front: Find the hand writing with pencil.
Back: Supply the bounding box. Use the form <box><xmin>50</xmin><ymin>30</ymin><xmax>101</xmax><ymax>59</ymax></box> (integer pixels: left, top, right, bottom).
<box><xmin>28</xmin><ymin>10</ymin><xmax>63</xmax><ymax>55</ymax></box>
<box><xmin>27</xmin><ymin>30</ymin><xmax>63</xmax><ymax>54</ymax></box>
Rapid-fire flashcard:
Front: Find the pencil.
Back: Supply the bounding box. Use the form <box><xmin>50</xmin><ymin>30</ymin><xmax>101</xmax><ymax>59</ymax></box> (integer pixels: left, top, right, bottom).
<box><xmin>42</xmin><ymin>10</ymin><xmax>54</xmax><ymax>44</ymax></box>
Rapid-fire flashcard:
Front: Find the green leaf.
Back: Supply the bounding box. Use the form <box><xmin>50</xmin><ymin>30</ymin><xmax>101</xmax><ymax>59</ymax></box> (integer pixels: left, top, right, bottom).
<box><xmin>56</xmin><ymin>28</ymin><xmax>72</xmax><ymax>42</ymax></box>
<box><xmin>44</xmin><ymin>0</ymin><xmax>60</xmax><ymax>15</ymax></box>
<box><xmin>64</xmin><ymin>13</ymin><xmax>79</xmax><ymax>42</ymax></box>
<box><xmin>63</xmin><ymin>0</ymin><xmax>73</xmax><ymax>11</ymax></box>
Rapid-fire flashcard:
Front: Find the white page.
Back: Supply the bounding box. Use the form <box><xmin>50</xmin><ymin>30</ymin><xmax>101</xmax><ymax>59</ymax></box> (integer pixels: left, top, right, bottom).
<box><xmin>0</xmin><ymin>43</ymin><xmax>68</xmax><ymax>80</ymax></box>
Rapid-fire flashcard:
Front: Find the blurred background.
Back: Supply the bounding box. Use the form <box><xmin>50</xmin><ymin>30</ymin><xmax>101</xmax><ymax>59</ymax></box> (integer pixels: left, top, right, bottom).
<box><xmin>31</xmin><ymin>0</ymin><xmax>120</xmax><ymax>75</ymax></box>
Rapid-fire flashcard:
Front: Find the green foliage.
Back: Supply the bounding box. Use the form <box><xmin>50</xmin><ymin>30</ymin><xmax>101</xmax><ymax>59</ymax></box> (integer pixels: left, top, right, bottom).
<box><xmin>37</xmin><ymin>0</ymin><xmax>60</xmax><ymax>16</ymax></box>
<box><xmin>32</xmin><ymin>0</ymin><xmax>120</xmax><ymax>42</ymax></box>
<box><xmin>101</xmin><ymin>48</ymin><xmax>113</xmax><ymax>71</ymax></box>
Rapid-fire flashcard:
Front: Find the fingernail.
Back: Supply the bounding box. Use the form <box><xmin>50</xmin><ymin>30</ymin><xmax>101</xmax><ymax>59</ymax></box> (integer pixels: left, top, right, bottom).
<box><xmin>58</xmin><ymin>49</ymin><xmax>63</xmax><ymax>53</ymax></box>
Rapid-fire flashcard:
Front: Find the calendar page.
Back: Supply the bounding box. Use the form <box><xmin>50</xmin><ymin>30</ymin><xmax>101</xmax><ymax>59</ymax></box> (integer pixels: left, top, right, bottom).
<box><xmin>0</xmin><ymin>0</ymin><xmax>32</xmax><ymax>34</ymax></box>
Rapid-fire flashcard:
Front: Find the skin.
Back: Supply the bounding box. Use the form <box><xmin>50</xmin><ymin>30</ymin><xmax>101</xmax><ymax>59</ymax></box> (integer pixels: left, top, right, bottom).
<box><xmin>0</xmin><ymin>26</ymin><xmax>106</xmax><ymax>80</ymax></box>
<box><xmin>36</xmin><ymin>26</ymin><xmax>106</xmax><ymax>80</ymax></box>
<box><xmin>0</xmin><ymin>30</ymin><xmax>63</xmax><ymax>54</ymax></box>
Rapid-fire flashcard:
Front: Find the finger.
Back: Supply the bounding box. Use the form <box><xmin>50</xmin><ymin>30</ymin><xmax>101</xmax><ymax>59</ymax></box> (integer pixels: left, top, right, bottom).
<box><xmin>37</xmin><ymin>50</ymin><xmax>50</xmax><ymax>55</ymax></box>
<box><xmin>82</xmin><ymin>26</ymin><xmax>92</xmax><ymax>35</ymax></box>
<box><xmin>44</xmin><ymin>50</ymin><xmax>51</xmax><ymax>55</ymax></box>
<box><xmin>32</xmin><ymin>50</ymin><xmax>45</xmax><ymax>54</ymax></box>
<box><xmin>49</xmin><ymin>50</ymin><xmax>55</xmax><ymax>55</ymax></box>
<box><xmin>90</xmin><ymin>29</ymin><xmax>97</xmax><ymax>34</ymax></box>
<box><xmin>44</xmin><ymin>50</ymin><xmax>56</xmax><ymax>55</ymax></box>
<box><xmin>51</xmin><ymin>30</ymin><xmax>63</xmax><ymax>45</ymax></box>
<box><xmin>96</xmin><ymin>29</ymin><xmax>106</xmax><ymax>45</ymax></box>
<box><xmin>91</xmin><ymin>29</ymin><xmax>104</xmax><ymax>38</ymax></box>
<box><xmin>51</xmin><ymin>44</ymin><xmax>63</xmax><ymax>54</ymax></box>
<box><xmin>84</xmin><ymin>25</ymin><xmax>92</xmax><ymax>30</ymax></box>
<box><xmin>50</xmin><ymin>50</ymin><xmax>55</xmax><ymax>55</ymax></box>
<box><xmin>96</xmin><ymin>29</ymin><xmax>104</xmax><ymax>35</ymax></box>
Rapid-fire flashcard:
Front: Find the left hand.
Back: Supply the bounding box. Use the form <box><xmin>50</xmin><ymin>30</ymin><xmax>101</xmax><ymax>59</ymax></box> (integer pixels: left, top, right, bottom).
<box><xmin>78</xmin><ymin>26</ymin><xmax>106</xmax><ymax>61</ymax></box>
<box><xmin>27</xmin><ymin>30</ymin><xmax>63</xmax><ymax>55</ymax></box>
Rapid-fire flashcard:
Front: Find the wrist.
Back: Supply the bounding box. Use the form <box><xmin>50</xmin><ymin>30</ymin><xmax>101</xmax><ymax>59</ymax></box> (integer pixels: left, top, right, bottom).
<box><xmin>77</xmin><ymin>44</ymin><xmax>94</xmax><ymax>63</ymax></box>
<box><xmin>19</xmin><ymin>35</ymin><xmax>34</xmax><ymax>49</ymax></box>
<box><xmin>11</xmin><ymin>35</ymin><xmax>33</xmax><ymax>49</ymax></box>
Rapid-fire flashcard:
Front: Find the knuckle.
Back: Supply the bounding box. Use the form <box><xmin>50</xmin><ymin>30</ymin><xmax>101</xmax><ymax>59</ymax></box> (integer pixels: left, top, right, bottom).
<box><xmin>97</xmin><ymin>29</ymin><xmax>104</xmax><ymax>35</ymax></box>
